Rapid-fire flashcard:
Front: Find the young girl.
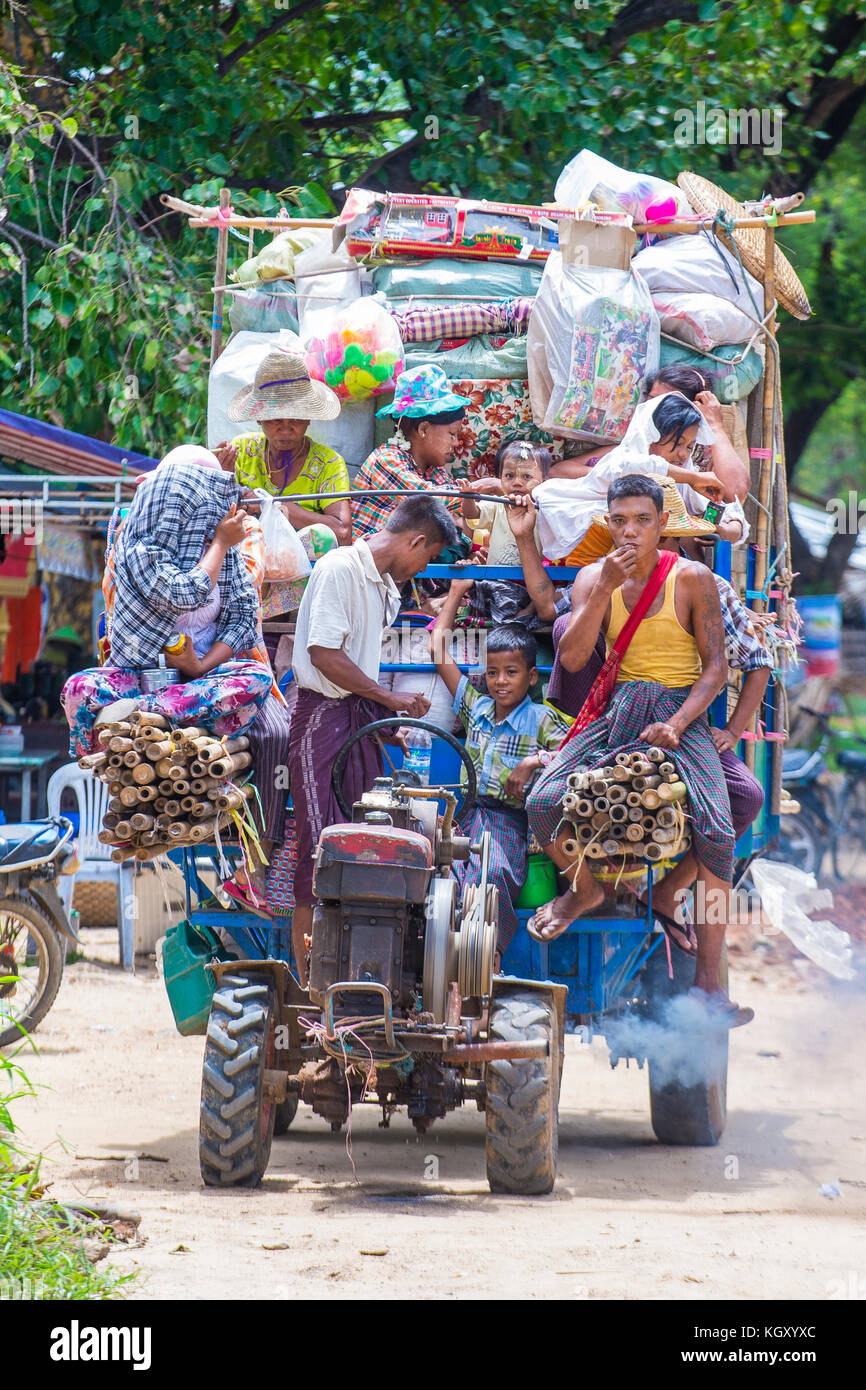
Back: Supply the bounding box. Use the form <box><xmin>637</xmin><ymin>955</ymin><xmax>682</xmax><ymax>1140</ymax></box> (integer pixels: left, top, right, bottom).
<box><xmin>461</xmin><ymin>439</ymin><xmax>550</xmax><ymax>565</ymax></box>
<box><xmin>455</xmin><ymin>439</ymin><xmax>552</xmax><ymax>628</ymax></box>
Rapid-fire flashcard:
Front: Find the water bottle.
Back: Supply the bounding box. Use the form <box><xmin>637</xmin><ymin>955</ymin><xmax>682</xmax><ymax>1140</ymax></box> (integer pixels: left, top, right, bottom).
<box><xmin>403</xmin><ymin>728</ymin><xmax>432</xmax><ymax>786</ymax></box>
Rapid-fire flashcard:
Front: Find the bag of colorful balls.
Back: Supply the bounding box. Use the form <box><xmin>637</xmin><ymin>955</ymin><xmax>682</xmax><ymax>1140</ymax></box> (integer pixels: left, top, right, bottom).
<box><xmin>304</xmin><ymin>298</ymin><xmax>404</xmax><ymax>402</ymax></box>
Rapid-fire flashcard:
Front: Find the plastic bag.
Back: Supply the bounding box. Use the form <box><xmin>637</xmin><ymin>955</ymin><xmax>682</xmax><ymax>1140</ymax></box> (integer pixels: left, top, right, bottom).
<box><xmin>233</xmin><ymin>227</ymin><xmax>329</xmax><ymax>285</ymax></box>
<box><xmin>652</xmin><ymin>291</ymin><xmax>757</xmax><ymax>352</ymax></box>
<box><xmin>294</xmin><ymin>236</ymin><xmax>362</xmax><ymax>335</ymax></box>
<box><xmin>632</xmin><ymin>234</ymin><xmax>765</xmax><ymax>316</ymax></box>
<box><xmin>303</xmin><ymin>298</ymin><xmax>404</xmax><ymax>401</ymax></box>
<box><xmin>555</xmin><ymin>150</ymin><xmax>691</xmax><ymax>224</ymax></box>
<box><xmin>255</xmin><ymin>489</ymin><xmax>312</xmax><ymax>583</ymax></box>
<box><xmin>749</xmin><ymin>859</ymin><xmax>854</xmax><ymax>980</ymax></box>
<box><xmin>228</xmin><ymin>281</ymin><xmax>299</xmax><ymax>337</ymax></box>
<box><xmin>527</xmin><ymin>252</ymin><xmax>659</xmax><ymax>443</ymax></box>
<box><xmin>207</xmin><ymin>329</ymin><xmax>303</xmax><ymax>448</ymax></box>
<box><xmin>307</xmin><ymin>399</ymin><xmax>375</xmax><ymax>474</ymax></box>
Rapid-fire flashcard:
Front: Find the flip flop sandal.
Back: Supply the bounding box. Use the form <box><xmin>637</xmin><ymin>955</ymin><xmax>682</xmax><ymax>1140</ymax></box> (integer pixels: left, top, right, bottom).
<box><xmin>687</xmin><ymin>987</ymin><xmax>755</xmax><ymax>1029</ymax></box>
<box><xmin>638</xmin><ymin>900</ymin><xmax>698</xmax><ymax>956</ymax></box>
<box><xmin>221</xmin><ymin>880</ymin><xmax>274</xmax><ymax>920</ymax></box>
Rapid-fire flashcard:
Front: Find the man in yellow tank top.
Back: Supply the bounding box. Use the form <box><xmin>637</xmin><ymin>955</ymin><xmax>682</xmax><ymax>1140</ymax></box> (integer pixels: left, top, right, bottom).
<box><xmin>525</xmin><ymin>476</ymin><xmax>752</xmax><ymax>1027</ymax></box>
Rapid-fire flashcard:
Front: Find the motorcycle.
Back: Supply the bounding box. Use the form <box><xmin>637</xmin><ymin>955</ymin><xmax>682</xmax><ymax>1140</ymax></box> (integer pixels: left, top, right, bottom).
<box><xmin>0</xmin><ymin>817</ymin><xmax>81</xmax><ymax>1047</ymax></box>
<box><xmin>771</xmin><ymin>707</ymin><xmax>866</xmax><ymax>879</ymax></box>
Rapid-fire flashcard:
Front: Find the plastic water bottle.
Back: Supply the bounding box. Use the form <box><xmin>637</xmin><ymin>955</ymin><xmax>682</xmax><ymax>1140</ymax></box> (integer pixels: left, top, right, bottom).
<box><xmin>403</xmin><ymin>728</ymin><xmax>432</xmax><ymax>786</ymax></box>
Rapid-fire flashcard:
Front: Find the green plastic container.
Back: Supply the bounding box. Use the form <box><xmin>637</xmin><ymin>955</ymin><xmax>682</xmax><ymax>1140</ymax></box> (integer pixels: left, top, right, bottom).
<box><xmin>516</xmin><ymin>853</ymin><xmax>558</xmax><ymax>909</ymax></box>
<box><xmin>161</xmin><ymin>919</ymin><xmax>230</xmax><ymax>1036</ymax></box>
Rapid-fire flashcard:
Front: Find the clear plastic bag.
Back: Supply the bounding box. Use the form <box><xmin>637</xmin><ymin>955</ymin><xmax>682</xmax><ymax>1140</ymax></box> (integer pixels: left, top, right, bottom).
<box><xmin>255</xmin><ymin>489</ymin><xmax>312</xmax><ymax>583</ymax></box>
<box><xmin>749</xmin><ymin>859</ymin><xmax>854</xmax><ymax>980</ymax></box>
<box><xmin>555</xmin><ymin>150</ymin><xmax>690</xmax><ymax>224</ymax></box>
<box><xmin>527</xmin><ymin>252</ymin><xmax>659</xmax><ymax>443</ymax></box>
<box><xmin>304</xmin><ymin>298</ymin><xmax>404</xmax><ymax>401</ymax></box>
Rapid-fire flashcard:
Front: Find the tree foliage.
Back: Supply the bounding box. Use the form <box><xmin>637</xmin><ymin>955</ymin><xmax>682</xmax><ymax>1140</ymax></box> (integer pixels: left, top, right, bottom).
<box><xmin>0</xmin><ymin>0</ymin><xmax>864</xmax><ymax>473</ymax></box>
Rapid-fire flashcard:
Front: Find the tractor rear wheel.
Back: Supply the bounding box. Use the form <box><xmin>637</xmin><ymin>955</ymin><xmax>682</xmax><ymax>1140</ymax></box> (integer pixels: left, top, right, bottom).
<box><xmin>645</xmin><ymin>941</ymin><xmax>729</xmax><ymax>1147</ymax></box>
<box><xmin>485</xmin><ymin>988</ymin><xmax>560</xmax><ymax>1195</ymax></box>
<box><xmin>199</xmin><ymin>972</ymin><xmax>277</xmax><ymax>1187</ymax></box>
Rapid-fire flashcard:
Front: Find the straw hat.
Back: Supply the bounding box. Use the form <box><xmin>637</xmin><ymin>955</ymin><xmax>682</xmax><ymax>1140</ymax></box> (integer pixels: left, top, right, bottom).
<box><xmin>227</xmin><ymin>348</ymin><xmax>341</xmax><ymax>423</ymax></box>
<box><xmin>676</xmin><ymin>171</ymin><xmax>811</xmax><ymax>321</ymax></box>
<box><xmin>591</xmin><ymin>478</ymin><xmax>717</xmax><ymax>538</ymax></box>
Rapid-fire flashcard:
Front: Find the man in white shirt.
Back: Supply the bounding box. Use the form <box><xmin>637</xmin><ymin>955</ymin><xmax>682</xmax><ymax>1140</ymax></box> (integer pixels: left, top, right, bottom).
<box><xmin>288</xmin><ymin>494</ymin><xmax>458</xmax><ymax>980</ymax></box>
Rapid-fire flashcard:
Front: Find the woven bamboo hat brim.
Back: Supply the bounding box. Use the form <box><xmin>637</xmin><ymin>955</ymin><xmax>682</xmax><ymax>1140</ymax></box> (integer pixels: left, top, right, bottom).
<box><xmin>227</xmin><ymin>348</ymin><xmax>341</xmax><ymax>423</ymax></box>
<box><xmin>677</xmin><ymin>171</ymin><xmax>811</xmax><ymax>321</ymax></box>
<box><xmin>592</xmin><ymin>478</ymin><xmax>717</xmax><ymax>538</ymax></box>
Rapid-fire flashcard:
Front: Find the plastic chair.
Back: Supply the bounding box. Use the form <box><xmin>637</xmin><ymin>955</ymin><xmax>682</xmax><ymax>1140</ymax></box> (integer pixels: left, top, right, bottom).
<box><xmin>46</xmin><ymin>763</ymin><xmax>134</xmax><ymax>970</ymax></box>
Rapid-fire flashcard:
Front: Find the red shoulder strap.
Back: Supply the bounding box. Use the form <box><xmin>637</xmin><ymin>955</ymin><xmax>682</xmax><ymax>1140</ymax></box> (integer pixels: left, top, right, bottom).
<box><xmin>611</xmin><ymin>550</ymin><xmax>678</xmax><ymax>660</ymax></box>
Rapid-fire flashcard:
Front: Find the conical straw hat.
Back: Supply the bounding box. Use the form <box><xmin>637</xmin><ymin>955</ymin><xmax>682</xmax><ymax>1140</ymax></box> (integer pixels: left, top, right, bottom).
<box><xmin>591</xmin><ymin>477</ymin><xmax>718</xmax><ymax>538</ymax></box>
<box><xmin>677</xmin><ymin>170</ymin><xmax>811</xmax><ymax>321</ymax></box>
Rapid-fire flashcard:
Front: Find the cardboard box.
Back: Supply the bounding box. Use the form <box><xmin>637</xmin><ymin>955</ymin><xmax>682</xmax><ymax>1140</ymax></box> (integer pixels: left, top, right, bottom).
<box><xmin>340</xmin><ymin>188</ymin><xmax>575</xmax><ymax>263</ymax></box>
<box><xmin>558</xmin><ymin>217</ymin><xmax>637</xmax><ymax>271</ymax></box>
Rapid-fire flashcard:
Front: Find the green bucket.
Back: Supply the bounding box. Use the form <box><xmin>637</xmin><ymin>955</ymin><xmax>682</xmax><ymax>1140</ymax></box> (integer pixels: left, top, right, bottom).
<box><xmin>516</xmin><ymin>853</ymin><xmax>557</xmax><ymax>909</ymax></box>
<box><xmin>161</xmin><ymin>919</ymin><xmax>231</xmax><ymax>1036</ymax></box>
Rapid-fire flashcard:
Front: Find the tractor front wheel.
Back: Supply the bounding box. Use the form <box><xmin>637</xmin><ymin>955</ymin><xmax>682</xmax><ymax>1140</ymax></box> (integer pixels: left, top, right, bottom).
<box><xmin>199</xmin><ymin>972</ymin><xmax>277</xmax><ymax>1187</ymax></box>
<box><xmin>484</xmin><ymin>988</ymin><xmax>560</xmax><ymax>1195</ymax></box>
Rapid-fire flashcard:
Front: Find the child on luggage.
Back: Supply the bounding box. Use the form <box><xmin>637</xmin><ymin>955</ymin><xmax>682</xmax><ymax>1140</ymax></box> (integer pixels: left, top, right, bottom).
<box><xmin>431</xmin><ymin>583</ymin><xmax>570</xmax><ymax>951</ymax></box>
<box><xmin>456</xmin><ymin>439</ymin><xmax>553</xmax><ymax>628</ymax></box>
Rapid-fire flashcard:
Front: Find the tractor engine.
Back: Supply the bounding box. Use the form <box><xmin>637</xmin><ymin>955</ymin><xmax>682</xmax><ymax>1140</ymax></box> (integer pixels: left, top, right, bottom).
<box><xmin>307</xmin><ymin>777</ymin><xmax>492</xmax><ymax>1022</ymax></box>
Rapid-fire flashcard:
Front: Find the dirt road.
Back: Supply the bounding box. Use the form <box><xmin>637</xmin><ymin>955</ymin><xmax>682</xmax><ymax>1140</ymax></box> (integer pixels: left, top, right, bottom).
<box><xmin>14</xmin><ymin>935</ymin><xmax>866</xmax><ymax>1301</ymax></box>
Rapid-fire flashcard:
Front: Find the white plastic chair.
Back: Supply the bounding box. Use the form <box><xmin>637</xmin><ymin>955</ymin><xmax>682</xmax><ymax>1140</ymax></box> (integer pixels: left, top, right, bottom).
<box><xmin>47</xmin><ymin>763</ymin><xmax>135</xmax><ymax>970</ymax></box>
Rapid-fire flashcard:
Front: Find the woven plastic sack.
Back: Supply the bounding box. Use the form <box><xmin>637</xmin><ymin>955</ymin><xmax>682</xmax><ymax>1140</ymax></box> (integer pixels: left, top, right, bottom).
<box><xmin>652</xmin><ymin>291</ymin><xmax>757</xmax><ymax>352</ymax></box>
<box><xmin>371</xmin><ymin>256</ymin><xmax>543</xmax><ymax>307</ymax></box>
<box><xmin>658</xmin><ymin>339</ymin><xmax>763</xmax><ymax>402</ymax></box>
<box><xmin>633</xmin><ymin>234</ymin><xmax>765</xmax><ymax>317</ymax></box>
<box><xmin>404</xmin><ymin>333</ymin><xmax>527</xmax><ymax>380</ymax></box>
<box><xmin>555</xmin><ymin>150</ymin><xmax>690</xmax><ymax>223</ymax></box>
<box><xmin>255</xmin><ymin>490</ymin><xmax>312</xmax><ymax>583</ymax></box>
<box><xmin>228</xmin><ymin>281</ymin><xmax>299</xmax><ymax>336</ymax></box>
<box><xmin>527</xmin><ymin>253</ymin><xmax>659</xmax><ymax>443</ymax></box>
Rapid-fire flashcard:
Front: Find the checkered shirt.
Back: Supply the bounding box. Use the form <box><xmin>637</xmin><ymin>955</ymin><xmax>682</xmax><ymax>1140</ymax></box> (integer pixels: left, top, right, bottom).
<box><xmin>110</xmin><ymin>464</ymin><xmax>258</xmax><ymax>668</ymax></box>
<box><xmin>454</xmin><ymin>674</ymin><xmax>571</xmax><ymax>807</ymax></box>
<box><xmin>351</xmin><ymin>442</ymin><xmax>463</xmax><ymax>537</ymax></box>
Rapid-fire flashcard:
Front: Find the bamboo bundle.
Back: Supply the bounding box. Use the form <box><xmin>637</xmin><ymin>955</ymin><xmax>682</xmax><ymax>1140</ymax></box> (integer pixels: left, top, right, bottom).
<box><xmin>556</xmin><ymin>747</ymin><xmax>691</xmax><ymax>867</ymax></box>
<box><xmin>79</xmin><ymin>723</ymin><xmax>257</xmax><ymax>859</ymax></box>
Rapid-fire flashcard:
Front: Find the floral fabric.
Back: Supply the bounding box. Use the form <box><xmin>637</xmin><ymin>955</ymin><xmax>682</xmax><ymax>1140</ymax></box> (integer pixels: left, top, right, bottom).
<box><xmin>450</xmin><ymin>379</ymin><xmax>563</xmax><ymax>479</ymax></box>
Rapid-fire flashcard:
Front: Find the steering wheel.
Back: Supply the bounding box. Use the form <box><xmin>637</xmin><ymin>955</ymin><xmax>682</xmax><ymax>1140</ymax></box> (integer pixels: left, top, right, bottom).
<box><xmin>330</xmin><ymin>717</ymin><xmax>478</xmax><ymax>820</ymax></box>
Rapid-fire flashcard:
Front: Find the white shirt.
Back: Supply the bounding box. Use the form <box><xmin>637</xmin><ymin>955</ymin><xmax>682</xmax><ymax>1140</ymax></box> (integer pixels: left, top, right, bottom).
<box><xmin>292</xmin><ymin>538</ymin><xmax>401</xmax><ymax>699</ymax></box>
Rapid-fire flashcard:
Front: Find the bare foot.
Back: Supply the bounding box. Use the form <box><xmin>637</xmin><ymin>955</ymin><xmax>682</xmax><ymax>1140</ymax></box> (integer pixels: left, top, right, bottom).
<box><xmin>528</xmin><ymin>879</ymin><xmax>605</xmax><ymax>943</ymax></box>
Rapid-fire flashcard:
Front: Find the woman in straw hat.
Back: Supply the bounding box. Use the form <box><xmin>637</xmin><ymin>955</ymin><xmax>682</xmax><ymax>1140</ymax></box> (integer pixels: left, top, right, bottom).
<box><xmin>214</xmin><ymin>348</ymin><xmax>350</xmax><ymax>624</ymax></box>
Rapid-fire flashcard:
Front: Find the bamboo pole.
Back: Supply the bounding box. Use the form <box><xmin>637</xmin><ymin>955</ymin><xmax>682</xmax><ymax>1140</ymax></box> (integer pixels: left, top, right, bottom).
<box><xmin>210</xmin><ymin>186</ymin><xmax>231</xmax><ymax>368</ymax></box>
<box><xmin>657</xmin><ymin>781</ymin><xmax>687</xmax><ymax>803</ymax></box>
<box><xmin>631</xmin><ymin>210</ymin><xmax>814</xmax><ymax>235</ymax></box>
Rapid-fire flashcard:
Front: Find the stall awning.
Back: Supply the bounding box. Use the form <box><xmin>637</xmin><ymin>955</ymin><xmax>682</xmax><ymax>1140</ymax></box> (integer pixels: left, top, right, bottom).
<box><xmin>0</xmin><ymin>407</ymin><xmax>158</xmax><ymax>478</ymax></box>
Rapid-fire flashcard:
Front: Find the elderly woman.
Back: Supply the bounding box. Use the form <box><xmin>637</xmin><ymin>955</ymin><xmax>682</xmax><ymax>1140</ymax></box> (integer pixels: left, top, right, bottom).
<box><xmin>215</xmin><ymin>347</ymin><xmax>349</xmax><ymax>641</ymax></box>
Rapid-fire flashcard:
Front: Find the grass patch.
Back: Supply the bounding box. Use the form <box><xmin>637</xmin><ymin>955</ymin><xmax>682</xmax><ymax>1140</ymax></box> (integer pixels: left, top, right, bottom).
<box><xmin>0</xmin><ymin>1038</ymin><xmax>136</xmax><ymax>1300</ymax></box>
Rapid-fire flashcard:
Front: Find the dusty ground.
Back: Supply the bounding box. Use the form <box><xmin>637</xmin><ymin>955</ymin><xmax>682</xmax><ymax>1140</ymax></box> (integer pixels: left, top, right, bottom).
<box><xmin>12</xmin><ymin>924</ymin><xmax>866</xmax><ymax>1302</ymax></box>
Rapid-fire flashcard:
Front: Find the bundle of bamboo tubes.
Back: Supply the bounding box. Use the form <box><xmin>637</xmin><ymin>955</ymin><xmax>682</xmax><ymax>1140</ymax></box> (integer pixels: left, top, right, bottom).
<box><xmin>77</xmin><ymin>711</ymin><xmax>256</xmax><ymax>863</ymax></box>
<box><xmin>559</xmin><ymin>749</ymin><xmax>691</xmax><ymax>866</ymax></box>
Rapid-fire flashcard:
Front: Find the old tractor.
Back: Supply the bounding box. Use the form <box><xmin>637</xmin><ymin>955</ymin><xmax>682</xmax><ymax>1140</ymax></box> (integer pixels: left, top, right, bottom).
<box><xmin>197</xmin><ymin>718</ymin><xmax>565</xmax><ymax>1195</ymax></box>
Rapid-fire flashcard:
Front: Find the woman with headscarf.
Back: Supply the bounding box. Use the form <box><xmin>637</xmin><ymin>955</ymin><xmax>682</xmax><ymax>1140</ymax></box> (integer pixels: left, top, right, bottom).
<box><xmin>532</xmin><ymin>391</ymin><xmax>730</xmax><ymax>563</ymax></box>
<box><xmin>62</xmin><ymin>452</ymin><xmax>270</xmax><ymax>755</ymax></box>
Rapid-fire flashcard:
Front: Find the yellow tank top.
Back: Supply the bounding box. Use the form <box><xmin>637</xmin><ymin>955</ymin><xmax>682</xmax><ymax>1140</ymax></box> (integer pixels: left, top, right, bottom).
<box><xmin>606</xmin><ymin>563</ymin><xmax>702</xmax><ymax>687</ymax></box>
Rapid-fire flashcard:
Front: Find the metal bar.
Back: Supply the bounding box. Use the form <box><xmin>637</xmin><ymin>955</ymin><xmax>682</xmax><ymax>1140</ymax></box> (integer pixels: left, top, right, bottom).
<box><xmin>440</xmin><ymin>1038</ymin><xmax>549</xmax><ymax>1063</ymax></box>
